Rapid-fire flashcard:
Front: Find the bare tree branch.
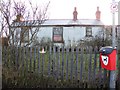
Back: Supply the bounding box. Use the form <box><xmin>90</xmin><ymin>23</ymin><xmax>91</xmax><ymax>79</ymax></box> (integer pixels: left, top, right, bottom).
<box><xmin>0</xmin><ymin>0</ymin><xmax>50</xmax><ymax>47</ymax></box>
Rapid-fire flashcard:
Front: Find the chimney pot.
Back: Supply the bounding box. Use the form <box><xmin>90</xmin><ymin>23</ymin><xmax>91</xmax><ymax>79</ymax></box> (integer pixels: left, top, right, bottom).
<box><xmin>73</xmin><ymin>7</ymin><xmax>78</xmax><ymax>21</ymax></box>
<box><xmin>95</xmin><ymin>6</ymin><xmax>101</xmax><ymax>20</ymax></box>
<box><xmin>15</xmin><ymin>14</ymin><xmax>24</xmax><ymax>22</ymax></box>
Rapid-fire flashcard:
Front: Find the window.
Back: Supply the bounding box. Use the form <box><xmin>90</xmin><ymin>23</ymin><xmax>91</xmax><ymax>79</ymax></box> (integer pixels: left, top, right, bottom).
<box><xmin>21</xmin><ymin>27</ymin><xmax>29</xmax><ymax>43</ymax></box>
<box><xmin>53</xmin><ymin>27</ymin><xmax>64</xmax><ymax>43</ymax></box>
<box><xmin>86</xmin><ymin>26</ymin><xmax>92</xmax><ymax>37</ymax></box>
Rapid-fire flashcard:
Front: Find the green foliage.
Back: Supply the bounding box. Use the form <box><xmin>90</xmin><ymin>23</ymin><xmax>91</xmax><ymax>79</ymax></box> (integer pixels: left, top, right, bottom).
<box><xmin>32</xmin><ymin>37</ymin><xmax>54</xmax><ymax>47</ymax></box>
<box><xmin>2</xmin><ymin>66</ymin><xmax>107</xmax><ymax>88</ymax></box>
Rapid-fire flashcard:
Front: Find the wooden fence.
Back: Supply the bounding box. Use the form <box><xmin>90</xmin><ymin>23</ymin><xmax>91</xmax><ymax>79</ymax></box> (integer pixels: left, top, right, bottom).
<box><xmin>2</xmin><ymin>46</ymin><xmax>120</xmax><ymax>88</ymax></box>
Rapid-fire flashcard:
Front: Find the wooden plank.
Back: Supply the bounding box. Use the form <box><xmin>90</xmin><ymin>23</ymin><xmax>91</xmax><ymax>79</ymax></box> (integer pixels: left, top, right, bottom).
<box><xmin>53</xmin><ymin>46</ymin><xmax>56</xmax><ymax>79</ymax></box>
<box><xmin>84</xmin><ymin>46</ymin><xmax>89</xmax><ymax>82</ymax></box>
<box><xmin>5</xmin><ymin>46</ymin><xmax>8</xmax><ymax>67</ymax></box>
<box><xmin>103</xmin><ymin>69</ymin><xmax>107</xmax><ymax>87</ymax></box>
<box><xmin>34</xmin><ymin>47</ymin><xmax>36</xmax><ymax>72</ymax></box>
<box><xmin>29</xmin><ymin>47</ymin><xmax>32</xmax><ymax>72</ymax></box>
<box><xmin>88</xmin><ymin>46</ymin><xmax>92</xmax><ymax>81</ymax></box>
<box><xmin>6</xmin><ymin>46</ymin><xmax>9</xmax><ymax>68</ymax></box>
<box><xmin>15</xmin><ymin>47</ymin><xmax>18</xmax><ymax>70</ymax></box>
<box><xmin>13</xmin><ymin>46</ymin><xmax>16</xmax><ymax>67</ymax></box>
<box><xmin>21</xmin><ymin>47</ymin><xmax>25</xmax><ymax>75</ymax></box>
<box><xmin>66</xmin><ymin>48</ymin><xmax>69</xmax><ymax>80</ymax></box>
<box><xmin>48</xmin><ymin>46</ymin><xmax>52</xmax><ymax>77</ymax></box>
<box><xmin>17</xmin><ymin>47</ymin><xmax>20</xmax><ymax>73</ymax></box>
<box><xmin>61</xmin><ymin>46</ymin><xmax>64</xmax><ymax>80</ymax></box>
<box><xmin>93</xmin><ymin>47</ymin><xmax>97</xmax><ymax>80</ymax></box>
<box><xmin>37</xmin><ymin>47</ymin><xmax>40</xmax><ymax>73</ymax></box>
<box><xmin>80</xmin><ymin>48</ymin><xmax>84</xmax><ymax>81</ymax></box>
<box><xmin>8</xmin><ymin>46</ymin><xmax>11</xmax><ymax>68</ymax></box>
<box><xmin>98</xmin><ymin>51</ymin><xmax>102</xmax><ymax>87</ymax></box>
<box><xmin>75</xmin><ymin>47</ymin><xmax>78</xmax><ymax>80</ymax></box>
<box><xmin>56</xmin><ymin>47</ymin><xmax>60</xmax><ymax>79</ymax></box>
<box><xmin>70</xmin><ymin>48</ymin><xmax>74</xmax><ymax>80</ymax></box>
<box><xmin>41</xmin><ymin>47</ymin><xmax>45</xmax><ymax>76</ymax></box>
<box><xmin>25</xmin><ymin>47</ymin><xmax>28</xmax><ymax>73</ymax></box>
<box><xmin>51</xmin><ymin>47</ymin><xmax>54</xmax><ymax>77</ymax></box>
<box><xmin>3</xmin><ymin>46</ymin><xmax>6</xmax><ymax>67</ymax></box>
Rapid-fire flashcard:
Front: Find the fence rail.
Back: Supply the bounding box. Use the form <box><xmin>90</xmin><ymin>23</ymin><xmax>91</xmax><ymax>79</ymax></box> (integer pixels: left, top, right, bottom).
<box><xmin>2</xmin><ymin>46</ymin><xmax>119</xmax><ymax>88</ymax></box>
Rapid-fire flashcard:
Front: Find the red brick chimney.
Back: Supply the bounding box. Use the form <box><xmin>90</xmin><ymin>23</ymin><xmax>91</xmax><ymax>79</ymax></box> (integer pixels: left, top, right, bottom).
<box><xmin>15</xmin><ymin>14</ymin><xmax>24</xmax><ymax>22</ymax></box>
<box><xmin>73</xmin><ymin>7</ymin><xmax>78</xmax><ymax>21</ymax></box>
<box><xmin>95</xmin><ymin>6</ymin><xmax>101</xmax><ymax>21</ymax></box>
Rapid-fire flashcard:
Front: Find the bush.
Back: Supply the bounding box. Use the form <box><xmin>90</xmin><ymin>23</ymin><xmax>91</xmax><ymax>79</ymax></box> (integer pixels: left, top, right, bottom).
<box><xmin>2</xmin><ymin>67</ymin><xmax>109</xmax><ymax>88</ymax></box>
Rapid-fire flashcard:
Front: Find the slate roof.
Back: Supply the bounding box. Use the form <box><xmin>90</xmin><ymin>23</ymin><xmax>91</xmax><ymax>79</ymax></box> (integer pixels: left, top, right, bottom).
<box><xmin>42</xmin><ymin>19</ymin><xmax>104</xmax><ymax>26</ymax></box>
<box><xmin>11</xmin><ymin>19</ymin><xmax>104</xmax><ymax>27</ymax></box>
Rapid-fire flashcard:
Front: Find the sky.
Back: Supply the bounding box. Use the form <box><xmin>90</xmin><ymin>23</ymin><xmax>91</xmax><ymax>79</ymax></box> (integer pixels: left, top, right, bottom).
<box><xmin>2</xmin><ymin>0</ymin><xmax>120</xmax><ymax>25</ymax></box>
<box><xmin>26</xmin><ymin>0</ymin><xmax>120</xmax><ymax>25</ymax></box>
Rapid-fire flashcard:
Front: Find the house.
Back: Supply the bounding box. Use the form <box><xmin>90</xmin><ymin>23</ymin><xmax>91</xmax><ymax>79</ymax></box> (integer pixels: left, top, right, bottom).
<box><xmin>11</xmin><ymin>6</ymin><xmax>107</xmax><ymax>47</ymax></box>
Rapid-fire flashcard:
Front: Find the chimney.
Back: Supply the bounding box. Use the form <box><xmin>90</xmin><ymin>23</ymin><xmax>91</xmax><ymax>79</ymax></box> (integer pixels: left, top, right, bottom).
<box><xmin>95</xmin><ymin>6</ymin><xmax>101</xmax><ymax>20</ymax></box>
<box><xmin>15</xmin><ymin>14</ymin><xmax>24</xmax><ymax>22</ymax></box>
<box><xmin>73</xmin><ymin>7</ymin><xmax>78</xmax><ymax>21</ymax></box>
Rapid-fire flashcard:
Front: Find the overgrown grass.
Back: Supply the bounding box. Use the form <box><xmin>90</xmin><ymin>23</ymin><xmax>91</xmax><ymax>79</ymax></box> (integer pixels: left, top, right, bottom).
<box><xmin>2</xmin><ymin>66</ymin><xmax>108</xmax><ymax>88</ymax></box>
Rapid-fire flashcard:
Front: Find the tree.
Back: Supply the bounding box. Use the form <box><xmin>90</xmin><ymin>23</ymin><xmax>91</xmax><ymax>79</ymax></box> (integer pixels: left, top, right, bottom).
<box><xmin>0</xmin><ymin>0</ymin><xmax>50</xmax><ymax>47</ymax></box>
<box><xmin>32</xmin><ymin>36</ymin><xmax>53</xmax><ymax>47</ymax></box>
<box><xmin>77</xmin><ymin>28</ymin><xmax>112</xmax><ymax>48</ymax></box>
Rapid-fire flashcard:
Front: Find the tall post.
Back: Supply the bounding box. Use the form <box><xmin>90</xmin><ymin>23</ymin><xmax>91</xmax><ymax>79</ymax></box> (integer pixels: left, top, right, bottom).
<box><xmin>0</xmin><ymin>0</ymin><xmax>2</xmax><ymax>89</ymax></box>
<box><xmin>109</xmin><ymin>0</ymin><xmax>117</xmax><ymax>89</ymax></box>
<box><xmin>118</xmin><ymin>1</ymin><xmax>120</xmax><ymax>89</ymax></box>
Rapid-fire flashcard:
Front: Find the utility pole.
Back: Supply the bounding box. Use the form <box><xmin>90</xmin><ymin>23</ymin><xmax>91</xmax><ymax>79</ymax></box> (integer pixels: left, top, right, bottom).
<box><xmin>109</xmin><ymin>0</ymin><xmax>117</xmax><ymax>89</ymax></box>
<box><xmin>0</xmin><ymin>0</ymin><xmax>2</xmax><ymax>89</ymax></box>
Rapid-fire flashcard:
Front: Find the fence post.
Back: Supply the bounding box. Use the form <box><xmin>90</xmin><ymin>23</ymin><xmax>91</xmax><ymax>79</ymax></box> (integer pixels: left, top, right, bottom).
<box><xmin>0</xmin><ymin>42</ymin><xmax>2</xmax><ymax>90</ymax></box>
<box><xmin>109</xmin><ymin>0</ymin><xmax>117</xmax><ymax>89</ymax></box>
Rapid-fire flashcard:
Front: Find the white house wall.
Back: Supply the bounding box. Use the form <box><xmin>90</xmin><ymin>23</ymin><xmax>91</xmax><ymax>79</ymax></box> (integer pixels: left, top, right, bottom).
<box><xmin>37</xmin><ymin>26</ymin><xmax>103</xmax><ymax>46</ymax></box>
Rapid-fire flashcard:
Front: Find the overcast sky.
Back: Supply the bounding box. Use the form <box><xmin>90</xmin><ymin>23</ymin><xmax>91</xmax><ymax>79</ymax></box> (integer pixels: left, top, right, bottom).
<box><xmin>7</xmin><ymin>0</ymin><xmax>120</xmax><ymax>25</ymax></box>
<box><xmin>27</xmin><ymin>0</ymin><xmax>120</xmax><ymax>25</ymax></box>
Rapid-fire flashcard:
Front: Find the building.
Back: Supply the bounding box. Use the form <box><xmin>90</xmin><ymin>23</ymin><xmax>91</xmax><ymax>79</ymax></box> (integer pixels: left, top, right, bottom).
<box><xmin>11</xmin><ymin>6</ymin><xmax>106</xmax><ymax>47</ymax></box>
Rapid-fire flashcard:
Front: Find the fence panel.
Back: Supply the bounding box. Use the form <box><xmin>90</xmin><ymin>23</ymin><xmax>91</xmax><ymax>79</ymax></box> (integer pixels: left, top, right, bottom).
<box><xmin>2</xmin><ymin>46</ymin><xmax>119</xmax><ymax>88</ymax></box>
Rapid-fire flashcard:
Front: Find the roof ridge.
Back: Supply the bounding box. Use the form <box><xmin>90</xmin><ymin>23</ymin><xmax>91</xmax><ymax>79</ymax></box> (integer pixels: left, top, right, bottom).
<box><xmin>48</xmin><ymin>18</ymin><xmax>101</xmax><ymax>20</ymax></box>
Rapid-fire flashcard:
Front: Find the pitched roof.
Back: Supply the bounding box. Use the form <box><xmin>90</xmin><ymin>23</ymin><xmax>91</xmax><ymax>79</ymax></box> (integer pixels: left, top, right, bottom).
<box><xmin>11</xmin><ymin>19</ymin><xmax>104</xmax><ymax>27</ymax></box>
<box><xmin>43</xmin><ymin>19</ymin><xmax>104</xmax><ymax>26</ymax></box>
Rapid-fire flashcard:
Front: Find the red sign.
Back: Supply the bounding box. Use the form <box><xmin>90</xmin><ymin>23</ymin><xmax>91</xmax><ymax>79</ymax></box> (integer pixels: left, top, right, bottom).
<box><xmin>100</xmin><ymin>49</ymin><xmax>116</xmax><ymax>70</ymax></box>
